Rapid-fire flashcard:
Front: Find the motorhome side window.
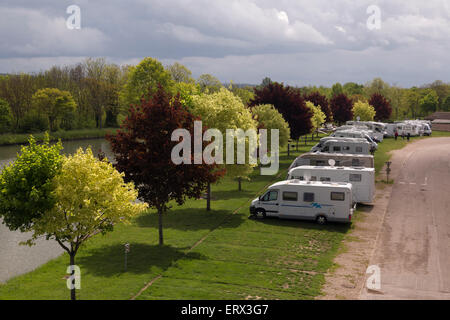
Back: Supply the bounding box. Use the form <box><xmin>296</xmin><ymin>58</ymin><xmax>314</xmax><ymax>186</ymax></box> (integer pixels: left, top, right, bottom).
<box><xmin>310</xmin><ymin>176</ymin><xmax>317</xmax><ymax>181</ymax></box>
<box><xmin>352</xmin><ymin>159</ymin><xmax>360</xmax><ymax>166</ymax></box>
<box><xmin>262</xmin><ymin>190</ymin><xmax>278</xmax><ymax>201</ymax></box>
<box><xmin>320</xmin><ymin>177</ymin><xmax>331</xmax><ymax>182</ymax></box>
<box><xmin>333</xmin><ymin>146</ymin><xmax>341</xmax><ymax>152</ymax></box>
<box><xmin>316</xmin><ymin>160</ymin><xmax>326</xmax><ymax>166</ymax></box>
<box><xmin>349</xmin><ymin>174</ymin><xmax>362</xmax><ymax>182</ymax></box>
<box><xmin>355</xmin><ymin>146</ymin><xmax>363</xmax><ymax>153</ymax></box>
<box><xmin>343</xmin><ymin>146</ymin><xmax>350</xmax><ymax>151</ymax></box>
<box><xmin>303</xmin><ymin>192</ymin><xmax>315</xmax><ymax>202</ymax></box>
<box><xmin>330</xmin><ymin>192</ymin><xmax>345</xmax><ymax>201</ymax></box>
<box><xmin>282</xmin><ymin>192</ymin><xmax>298</xmax><ymax>201</ymax></box>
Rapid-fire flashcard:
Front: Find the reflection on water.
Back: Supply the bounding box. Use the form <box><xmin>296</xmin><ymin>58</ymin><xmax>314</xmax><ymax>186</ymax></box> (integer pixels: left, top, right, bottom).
<box><xmin>0</xmin><ymin>139</ymin><xmax>114</xmax><ymax>172</ymax></box>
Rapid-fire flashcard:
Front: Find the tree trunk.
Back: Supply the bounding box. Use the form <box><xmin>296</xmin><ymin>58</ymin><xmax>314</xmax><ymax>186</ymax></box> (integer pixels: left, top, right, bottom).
<box><xmin>206</xmin><ymin>182</ymin><xmax>211</xmax><ymax>211</ymax></box>
<box><xmin>296</xmin><ymin>139</ymin><xmax>299</xmax><ymax>151</ymax></box>
<box><xmin>238</xmin><ymin>177</ymin><xmax>242</xmax><ymax>191</ymax></box>
<box><xmin>287</xmin><ymin>143</ymin><xmax>290</xmax><ymax>157</ymax></box>
<box><xmin>158</xmin><ymin>207</ymin><xmax>164</xmax><ymax>246</ymax></box>
<box><xmin>70</xmin><ymin>253</ymin><xmax>76</xmax><ymax>301</ymax></box>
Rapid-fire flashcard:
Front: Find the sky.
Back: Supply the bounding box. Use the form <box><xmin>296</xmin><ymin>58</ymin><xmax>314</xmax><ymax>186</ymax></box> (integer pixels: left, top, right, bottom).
<box><xmin>0</xmin><ymin>0</ymin><xmax>449</xmax><ymax>87</ymax></box>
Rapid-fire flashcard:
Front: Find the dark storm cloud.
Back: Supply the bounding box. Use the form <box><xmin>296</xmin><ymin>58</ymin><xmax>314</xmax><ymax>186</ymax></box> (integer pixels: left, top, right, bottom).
<box><xmin>0</xmin><ymin>0</ymin><xmax>449</xmax><ymax>86</ymax></box>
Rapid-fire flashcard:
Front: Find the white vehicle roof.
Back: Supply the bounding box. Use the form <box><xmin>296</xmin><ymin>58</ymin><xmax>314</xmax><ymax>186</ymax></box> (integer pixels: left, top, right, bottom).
<box><xmin>269</xmin><ymin>179</ymin><xmax>353</xmax><ymax>190</ymax></box>
<box><xmin>289</xmin><ymin>165</ymin><xmax>374</xmax><ymax>174</ymax></box>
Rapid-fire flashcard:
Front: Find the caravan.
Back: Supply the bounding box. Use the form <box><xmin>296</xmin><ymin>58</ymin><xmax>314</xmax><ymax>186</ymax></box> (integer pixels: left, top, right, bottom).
<box><xmin>288</xmin><ymin>152</ymin><xmax>374</xmax><ymax>170</ymax></box>
<box><xmin>330</xmin><ymin>130</ymin><xmax>378</xmax><ymax>150</ymax></box>
<box><xmin>250</xmin><ymin>180</ymin><xmax>354</xmax><ymax>224</ymax></box>
<box><xmin>287</xmin><ymin>165</ymin><xmax>375</xmax><ymax>204</ymax></box>
<box><xmin>311</xmin><ymin>139</ymin><xmax>372</xmax><ymax>155</ymax></box>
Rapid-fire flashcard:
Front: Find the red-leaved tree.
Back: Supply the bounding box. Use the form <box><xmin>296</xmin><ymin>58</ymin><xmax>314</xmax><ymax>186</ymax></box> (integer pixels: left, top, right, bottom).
<box><xmin>107</xmin><ymin>86</ymin><xmax>224</xmax><ymax>245</ymax></box>
<box><xmin>369</xmin><ymin>93</ymin><xmax>392</xmax><ymax>121</ymax></box>
<box><xmin>304</xmin><ymin>91</ymin><xmax>333</xmax><ymax>122</ymax></box>
<box><xmin>249</xmin><ymin>82</ymin><xmax>312</xmax><ymax>140</ymax></box>
<box><xmin>330</xmin><ymin>93</ymin><xmax>353</xmax><ymax>125</ymax></box>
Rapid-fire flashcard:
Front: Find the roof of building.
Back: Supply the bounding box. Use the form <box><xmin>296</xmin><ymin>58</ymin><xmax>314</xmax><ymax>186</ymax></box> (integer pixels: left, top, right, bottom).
<box><xmin>425</xmin><ymin>112</ymin><xmax>450</xmax><ymax>121</ymax></box>
<box><xmin>432</xmin><ymin>119</ymin><xmax>450</xmax><ymax>124</ymax></box>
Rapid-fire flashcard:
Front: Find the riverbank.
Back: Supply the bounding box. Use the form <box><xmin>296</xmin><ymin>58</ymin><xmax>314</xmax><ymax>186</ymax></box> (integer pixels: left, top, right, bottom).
<box><xmin>0</xmin><ymin>128</ymin><xmax>118</xmax><ymax>146</ymax></box>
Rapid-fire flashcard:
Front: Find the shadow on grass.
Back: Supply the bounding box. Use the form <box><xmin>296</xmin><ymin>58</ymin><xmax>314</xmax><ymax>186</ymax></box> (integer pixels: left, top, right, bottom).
<box><xmin>250</xmin><ymin>215</ymin><xmax>351</xmax><ymax>234</ymax></box>
<box><xmin>77</xmin><ymin>243</ymin><xmax>205</xmax><ymax>277</ymax></box>
<box><xmin>134</xmin><ymin>208</ymin><xmax>245</xmax><ymax>231</ymax></box>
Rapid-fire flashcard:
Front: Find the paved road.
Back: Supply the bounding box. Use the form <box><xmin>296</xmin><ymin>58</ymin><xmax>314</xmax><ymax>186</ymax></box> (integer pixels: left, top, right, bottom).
<box><xmin>0</xmin><ymin>219</ymin><xmax>63</xmax><ymax>283</ymax></box>
<box><xmin>361</xmin><ymin>137</ymin><xmax>450</xmax><ymax>299</ymax></box>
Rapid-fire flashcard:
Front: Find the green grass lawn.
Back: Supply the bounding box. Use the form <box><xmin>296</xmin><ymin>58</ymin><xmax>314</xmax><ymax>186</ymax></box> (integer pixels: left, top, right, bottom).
<box><xmin>1</xmin><ymin>132</ymin><xmax>448</xmax><ymax>300</ymax></box>
<box><xmin>0</xmin><ymin>128</ymin><xmax>118</xmax><ymax>146</ymax></box>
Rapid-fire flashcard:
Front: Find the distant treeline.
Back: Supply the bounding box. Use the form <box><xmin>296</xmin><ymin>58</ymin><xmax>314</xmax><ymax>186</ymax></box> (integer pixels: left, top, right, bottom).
<box><xmin>0</xmin><ymin>57</ymin><xmax>449</xmax><ymax>135</ymax></box>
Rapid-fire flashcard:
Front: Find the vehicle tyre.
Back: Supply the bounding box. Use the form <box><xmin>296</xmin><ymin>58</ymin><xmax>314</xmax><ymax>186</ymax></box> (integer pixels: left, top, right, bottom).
<box><xmin>316</xmin><ymin>215</ymin><xmax>327</xmax><ymax>225</ymax></box>
<box><xmin>255</xmin><ymin>209</ymin><xmax>266</xmax><ymax>219</ymax></box>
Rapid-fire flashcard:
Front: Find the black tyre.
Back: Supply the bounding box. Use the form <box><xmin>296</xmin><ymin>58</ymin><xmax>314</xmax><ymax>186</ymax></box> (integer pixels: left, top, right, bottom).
<box><xmin>255</xmin><ymin>209</ymin><xmax>266</xmax><ymax>219</ymax></box>
<box><xmin>316</xmin><ymin>215</ymin><xmax>327</xmax><ymax>225</ymax></box>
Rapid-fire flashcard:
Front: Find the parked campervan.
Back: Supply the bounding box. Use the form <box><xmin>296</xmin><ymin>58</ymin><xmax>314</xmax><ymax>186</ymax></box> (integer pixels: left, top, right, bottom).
<box><xmin>346</xmin><ymin>121</ymin><xmax>385</xmax><ymax>141</ymax></box>
<box><xmin>288</xmin><ymin>152</ymin><xmax>374</xmax><ymax>170</ymax></box>
<box><xmin>287</xmin><ymin>165</ymin><xmax>375</xmax><ymax>204</ymax></box>
<box><xmin>250</xmin><ymin>180</ymin><xmax>354</xmax><ymax>224</ymax></box>
<box><xmin>331</xmin><ymin>130</ymin><xmax>378</xmax><ymax>150</ymax></box>
<box><xmin>396</xmin><ymin>123</ymin><xmax>419</xmax><ymax>136</ymax></box>
<box><xmin>384</xmin><ymin>123</ymin><xmax>398</xmax><ymax>137</ymax></box>
<box><xmin>311</xmin><ymin>138</ymin><xmax>372</xmax><ymax>155</ymax></box>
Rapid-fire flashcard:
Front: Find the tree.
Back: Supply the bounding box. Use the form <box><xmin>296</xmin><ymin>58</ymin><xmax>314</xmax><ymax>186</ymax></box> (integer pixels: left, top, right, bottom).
<box><xmin>250</xmin><ymin>82</ymin><xmax>312</xmax><ymax>141</ymax></box>
<box><xmin>196</xmin><ymin>74</ymin><xmax>222</xmax><ymax>93</ymax></box>
<box><xmin>443</xmin><ymin>95</ymin><xmax>450</xmax><ymax>112</ymax></box>
<box><xmin>0</xmin><ymin>135</ymin><xmax>63</xmax><ymax>232</ymax></box>
<box><xmin>120</xmin><ymin>57</ymin><xmax>173</xmax><ymax>107</ymax></box>
<box><xmin>30</xmin><ymin>148</ymin><xmax>146</xmax><ymax>300</ymax></box>
<box><xmin>107</xmin><ymin>86</ymin><xmax>223</xmax><ymax>245</ymax></box>
<box><xmin>330</xmin><ymin>93</ymin><xmax>353</xmax><ymax>125</ymax></box>
<box><xmin>31</xmin><ymin>88</ymin><xmax>77</xmax><ymax>131</ymax></box>
<box><xmin>343</xmin><ymin>82</ymin><xmax>364</xmax><ymax>96</ymax></box>
<box><xmin>0</xmin><ymin>98</ymin><xmax>12</xmax><ymax>133</ymax></box>
<box><xmin>229</xmin><ymin>83</ymin><xmax>255</xmax><ymax>106</ymax></box>
<box><xmin>331</xmin><ymin>82</ymin><xmax>344</xmax><ymax>97</ymax></box>
<box><xmin>352</xmin><ymin>101</ymin><xmax>376</xmax><ymax>121</ymax></box>
<box><xmin>260</xmin><ymin>77</ymin><xmax>273</xmax><ymax>88</ymax></box>
<box><xmin>403</xmin><ymin>87</ymin><xmax>421</xmax><ymax>119</ymax></box>
<box><xmin>251</xmin><ymin>104</ymin><xmax>290</xmax><ymax>148</ymax></box>
<box><xmin>191</xmin><ymin>88</ymin><xmax>257</xmax><ymax>191</ymax></box>
<box><xmin>364</xmin><ymin>77</ymin><xmax>390</xmax><ymax>98</ymax></box>
<box><xmin>305</xmin><ymin>101</ymin><xmax>326</xmax><ymax>135</ymax></box>
<box><xmin>304</xmin><ymin>91</ymin><xmax>332</xmax><ymax>122</ymax></box>
<box><xmin>167</xmin><ymin>62</ymin><xmax>194</xmax><ymax>83</ymax></box>
<box><xmin>369</xmin><ymin>93</ymin><xmax>392</xmax><ymax>121</ymax></box>
<box><xmin>419</xmin><ymin>89</ymin><xmax>439</xmax><ymax>116</ymax></box>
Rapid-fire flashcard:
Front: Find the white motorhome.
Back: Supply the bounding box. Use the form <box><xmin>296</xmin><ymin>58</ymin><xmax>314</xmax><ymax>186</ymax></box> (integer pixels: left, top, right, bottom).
<box><xmin>346</xmin><ymin>121</ymin><xmax>385</xmax><ymax>141</ymax></box>
<box><xmin>288</xmin><ymin>152</ymin><xmax>374</xmax><ymax>170</ymax></box>
<box><xmin>250</xmin><ymin>180</ymin><xmax>354</xmax><ymax>224</ymax></box>
<box><xmin>287</xmin><ymin>165</ymin><xmax>375</xmax><ymax>204</ymax></box>
<box><xmin>331</xmin><ymin>130</ymin><xmax>378</xmax><ymax>150</ymax></box>
<box><xmin>396</xmin><ymin>123</ymin><xmax>419</xmax><ymax>136</ymax></box>
<box><xmin>384</xmin><ymin>123</ymin><xmax>398</xmax><ymax>137</ymax></box>
<box><xmin>311</xmin><ymin>139</ymin><xmax>372</xmax><ymax>155</ymax></box>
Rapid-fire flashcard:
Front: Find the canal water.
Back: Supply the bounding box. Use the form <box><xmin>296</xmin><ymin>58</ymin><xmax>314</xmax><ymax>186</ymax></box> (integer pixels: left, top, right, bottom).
<box><xmin>0</xmin><ymin>138</ymin><xmax>114</xmax><ymax>171</ymax></box>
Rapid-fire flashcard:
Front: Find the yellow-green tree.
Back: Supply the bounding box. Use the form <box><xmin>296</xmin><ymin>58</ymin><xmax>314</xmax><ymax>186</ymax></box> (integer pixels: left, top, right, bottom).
<box><xmin>251</xmin><ymin>104</ymin><xmax>290</xmax><ymax>148</ymax></box>
<box><xmin>31</xmin><ymin>88</ymin><xmax>77</xmax><ymax>131</ymax></box>
<box><xmin>352</xmin><ymin>100</ymin><xmax>376</xmax><ymax>121</ymax></box>
<box><xmin>305</xmin><ymin>101</ymin><xmax>326</xmax><ymax>133</ymax></box>
<box><xmin>191</xmin><ymin>88</ymin><xmax>257</xmax><ymax>191</ymax></box>
<box><xmin>30</xmin><ymin>148</ymin><xmax>147</xmax><ymax>300</ymax></box>
<box><xmin>120</xmin><ymin>57</ymin><xmax>173</xmax><ymax>107</ymax></box>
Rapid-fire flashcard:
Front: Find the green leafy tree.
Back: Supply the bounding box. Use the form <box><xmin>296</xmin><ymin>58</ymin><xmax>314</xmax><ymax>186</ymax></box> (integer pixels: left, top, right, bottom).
<box><xmin>419</xmin><ymin>89</ymin><xmax>439</xmax><ymax>116</ymax></box>
<box><xmin>31</xmin><ymin>88</ymin><xmax>77</xmax><ymax>131</ymax></box>
<box><xmin>352</xmin><ymin>101</ymin><xmax>376</xmax><ymax>121</ymax></box>
<box><xmin>443</xmin><ymin>95</ymin><xmax>450</xmax><ymax>112</ymax></box>
<box><xmin>0</xmin><ymin>98</ymin><xmax>12</xmax><ymax>133</ymax></box>
<box><xmin>331</xmin><ymin>82</ymin><xmax>344</xmax><ymax>97</ymax></box>
<box><xmin>167</xmin><ymin>62</ymin><xmax>194</xmax><ymax>83</ymax></box>
<box><xmin>305</xmin><ymin>101</ymin><xmax>326</xmax><ymax>133</ymax></box>
<box><xmin>196</xmin><ymin>74</ymin><xmax>222</xmax><ymax>93</ymax></box>
<box><xmin>31</xmin><ymin>148</ymin><xmax>147</xmax><ymax>300</ymax></box>
<box><xmin>120</xmin><ymin>57</ymin><xmax>173</xmax><ymax>107</ymax></box>
<box><xmin>251</xmin><ymin>104</ymin><xmax>290</xmax><ymax>148</ymax></box>
<box><xmin>364</xmin><ymin>77</ymin><xmax>390</xmax><ymax>98</ymax></box>
<box><xmin>343</xmin><ymin>82</ymin><xmax>364</xmax><ymax>96</ymax></box>
<box><xmin>191</xmin><ymin>88</ymin><xmax>258</xmax><ymax>190</ymax></box>
<box><xmin>0</xmin><ymin>134</ymin><xmax>63</xmax><ymax>232</ymax></box>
